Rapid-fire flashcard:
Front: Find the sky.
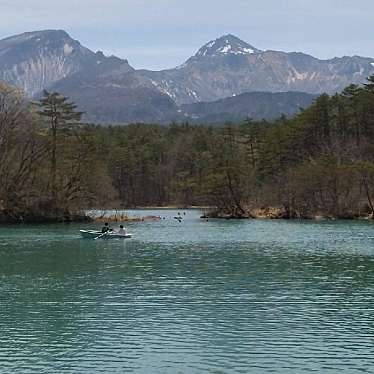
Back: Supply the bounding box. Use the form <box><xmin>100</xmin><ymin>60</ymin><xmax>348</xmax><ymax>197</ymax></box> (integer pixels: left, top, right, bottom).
<box><xmin>0</xmin><ymin>0</ymin><xmax>373</xmax><ymax>70</ymax></box>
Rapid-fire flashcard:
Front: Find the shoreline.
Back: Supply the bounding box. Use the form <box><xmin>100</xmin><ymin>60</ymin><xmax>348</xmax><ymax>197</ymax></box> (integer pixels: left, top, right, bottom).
<box><xmin>1</xmin><ymin>207</ymin><xmax>373</xmax><ymax>225</ymax></box>
<box><xmin>0</xmin><ymin>214</ymin><xmax>93</xmax><ymax>225</ymax></box>
<box><xmin>201</xmin><ymin>206</ymin><xmax>374</xmax><ymax>221</ymax></box>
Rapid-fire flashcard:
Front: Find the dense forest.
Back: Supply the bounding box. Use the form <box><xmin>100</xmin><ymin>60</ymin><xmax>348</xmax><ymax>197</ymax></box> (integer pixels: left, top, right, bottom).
<box><xmin>2</xmin><ymin>77</ymin><xmax>374</xmax><ymax>222</ymax></box>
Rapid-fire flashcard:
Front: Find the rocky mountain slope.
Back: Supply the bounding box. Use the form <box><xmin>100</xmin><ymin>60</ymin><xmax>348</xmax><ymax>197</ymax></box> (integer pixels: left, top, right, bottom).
<box><xmin>0</xmin><ymin>30</ymin><xmax>373</xmax><ymax>123</ymax></box>
<box><xmin>48</xmin><ymin>54</ymin><xmax>178</xmax><ymax>124</ymax></box>
<box><xmin>0</xmin><ymin>30</ymin><xmax>178</xmax><ymax>123</ymax></box>
<box><xmin>0</xmin><ymin>30</ymin><xmax>114</xmax><ymax>96</ymax></box>
<box><xmin>144</xmin><ymin>34</ymin><xmax>374</xmax><ymax>104</ymax></box>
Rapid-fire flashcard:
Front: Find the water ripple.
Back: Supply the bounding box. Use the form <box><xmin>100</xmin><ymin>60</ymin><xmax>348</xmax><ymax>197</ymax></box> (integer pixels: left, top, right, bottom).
<box><xmin>1</xmin><ymin>212</ymin><xmax>374</xmax><ymax>373</ymax></box>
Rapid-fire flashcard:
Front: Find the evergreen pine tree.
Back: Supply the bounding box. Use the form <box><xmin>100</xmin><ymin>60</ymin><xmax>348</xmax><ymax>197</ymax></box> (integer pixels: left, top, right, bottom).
<box><xmin>37</xmin><ymin>91</ymin><xmax>84</xmax><ymax>202</ymax></box>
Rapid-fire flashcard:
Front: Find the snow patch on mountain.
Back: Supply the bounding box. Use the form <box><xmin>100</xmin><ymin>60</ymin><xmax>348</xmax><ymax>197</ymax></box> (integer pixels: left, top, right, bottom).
<box><xmin>195</xmin><ymin>34</ymin><xmax>260</xmax><ymax>58</ymax></box>
<box><xmin>218</xmin><ymin>45</ymin><xmax>231</xmax><ymax>53</ymax></box>
<box><xmin>151</xmin><ymin>79</ymin><xmax>176</xmax><ymax>99</ymax></box>
<box><xmin>187</xmin><ymin>88</ymin><xmax>199</xmax><ymax>99</ymax></box>
<box><xmin>63</xmin><ymin>43</ymin><xmax>74</xmax><ymax>56</ymax></box>
<box><xmin>294</xmin><ymin>71</ymin><xmax>308</xmax><ymax>81</ymax></box>
<box><xmin>217</xmin><ymin>44</ymin><xmax>255</xmax><ymax>55</ymax></box>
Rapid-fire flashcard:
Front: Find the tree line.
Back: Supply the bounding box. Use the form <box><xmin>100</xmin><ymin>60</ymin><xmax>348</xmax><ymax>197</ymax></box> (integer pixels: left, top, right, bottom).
<box><xmin>1</xmin><ymin>77</ymin><xmax>374</xmax><ymax>222</ymax></box>
<box><xmin>0</xmin><ymin>86</ymin><xmax>113</xmax><ymax>222</ymax></box>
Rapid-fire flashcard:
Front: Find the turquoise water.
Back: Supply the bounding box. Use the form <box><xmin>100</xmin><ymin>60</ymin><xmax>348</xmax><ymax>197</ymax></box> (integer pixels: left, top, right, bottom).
<box><xmin>1</xmin><ymin>210</ymin><xmax>374</xmax><ymax>373</ymax></box>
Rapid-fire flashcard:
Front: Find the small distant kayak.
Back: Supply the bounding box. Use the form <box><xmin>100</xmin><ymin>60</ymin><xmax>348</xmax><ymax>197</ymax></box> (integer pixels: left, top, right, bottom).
<box><xmin>80</xmin><ymin>230</ymin><xmax>132</xmax><ymax>239</ymax></box>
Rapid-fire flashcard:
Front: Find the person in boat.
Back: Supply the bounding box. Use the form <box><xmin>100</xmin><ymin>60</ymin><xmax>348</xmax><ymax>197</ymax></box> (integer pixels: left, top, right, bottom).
<box><xmin>101</xmin><ymin>222</ymin><xmax>112</xmax><ymax>233</ymax></box>
<box><xmin>118</xmin><ymin>225</ymin><xmax>127</xmax><ymax>235</ymax></box>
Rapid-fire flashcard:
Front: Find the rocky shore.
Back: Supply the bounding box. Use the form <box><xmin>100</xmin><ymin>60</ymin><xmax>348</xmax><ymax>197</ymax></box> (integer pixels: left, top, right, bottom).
<box><xmin>0</xmin><ymin>209</ymin><xmax>92</xmax><ymax>224</ymax></box>
<box><xmin>201</xmin><ymin>206</ymin><xmax>373</xmax><ymax>220</ymax></box>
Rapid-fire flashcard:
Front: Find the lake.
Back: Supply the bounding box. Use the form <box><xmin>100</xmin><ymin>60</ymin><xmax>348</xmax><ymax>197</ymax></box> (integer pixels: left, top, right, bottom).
<box><xmin>1</xmin><ymin>209</ymin><xmax>374</xmax><ymax>373</ymax></box>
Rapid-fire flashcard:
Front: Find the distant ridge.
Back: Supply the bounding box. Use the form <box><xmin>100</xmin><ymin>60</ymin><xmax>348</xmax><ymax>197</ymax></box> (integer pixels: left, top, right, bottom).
<box><xmin>182</xmin><ymin>91</ymin><xmax>317</xmax><ymax>124</ymax></box>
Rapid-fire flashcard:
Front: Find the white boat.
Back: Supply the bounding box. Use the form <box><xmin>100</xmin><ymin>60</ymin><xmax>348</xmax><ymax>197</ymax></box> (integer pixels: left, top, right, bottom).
<box><xmin>80</xmin><ymin>230</ymin><xmax>132</xmax><ymax>239</ymax></box>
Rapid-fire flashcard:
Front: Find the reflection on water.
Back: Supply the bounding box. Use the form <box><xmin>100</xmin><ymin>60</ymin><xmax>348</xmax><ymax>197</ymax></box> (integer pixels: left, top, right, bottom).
<box><xmin>1</xmin><ymin>210</ymin><xmax>374</xmax><ymax>373</ymax></box>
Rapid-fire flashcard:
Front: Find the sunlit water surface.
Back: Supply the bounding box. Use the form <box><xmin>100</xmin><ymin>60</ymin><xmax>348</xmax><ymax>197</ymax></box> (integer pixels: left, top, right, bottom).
<box><xmin>1</xmin><ymin>210</ymin><xmax>374</xmax><ymax>373</ymax></box>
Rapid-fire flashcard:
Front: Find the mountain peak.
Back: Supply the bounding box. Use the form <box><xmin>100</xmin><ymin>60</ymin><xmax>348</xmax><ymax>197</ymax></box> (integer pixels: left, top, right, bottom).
<box><xmin>195</xmin><ymin>34</ymin><xmax>261</xmax><ymax>58</ymax></box>
<box><xmin>24</xmin><ymin>29</ymin><xmax>70</xmax><ymax>38</ymax></box>
<box><xmin>0</xmin><ymin>29</ymin><xmax>105</xmax><ymax>97</ymax></box>
<box><xmin>0</xmin><ymin>29</ymin><xmax>72</xmax><ymax>45</ymax></box>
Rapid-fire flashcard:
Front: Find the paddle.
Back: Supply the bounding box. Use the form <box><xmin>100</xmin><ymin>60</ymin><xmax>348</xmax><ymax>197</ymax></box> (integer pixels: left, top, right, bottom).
<box><xmin>94</xmin><ymin>230</ymin><xmax>110</xmax><ymax>240</ymax></box>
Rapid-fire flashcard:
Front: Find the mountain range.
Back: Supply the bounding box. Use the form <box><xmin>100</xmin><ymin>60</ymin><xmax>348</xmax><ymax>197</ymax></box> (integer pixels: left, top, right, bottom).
<box><xmin>0</xmin><ymin>30</ymin><xmax>373</xmax><ymax>124</ymax></box>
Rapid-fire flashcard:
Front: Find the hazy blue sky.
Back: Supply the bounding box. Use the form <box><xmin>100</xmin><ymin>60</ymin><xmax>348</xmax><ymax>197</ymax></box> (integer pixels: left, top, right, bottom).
<box><xmin>0</xmin><ymin>0</ymin><xmax>373</xmax><ymax>70</ymax></box>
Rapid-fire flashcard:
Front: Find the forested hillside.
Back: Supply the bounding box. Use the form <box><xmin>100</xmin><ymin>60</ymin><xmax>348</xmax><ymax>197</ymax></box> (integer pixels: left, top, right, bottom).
<box><xmin>2</xmin><ymin>77</ymin><xmax>374</xmax><ymax>222</ymax></box>
<box><xmin>182</xmin><ymin>91</ymin><xmax>316</xmax><ymax>123</ymax></box>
